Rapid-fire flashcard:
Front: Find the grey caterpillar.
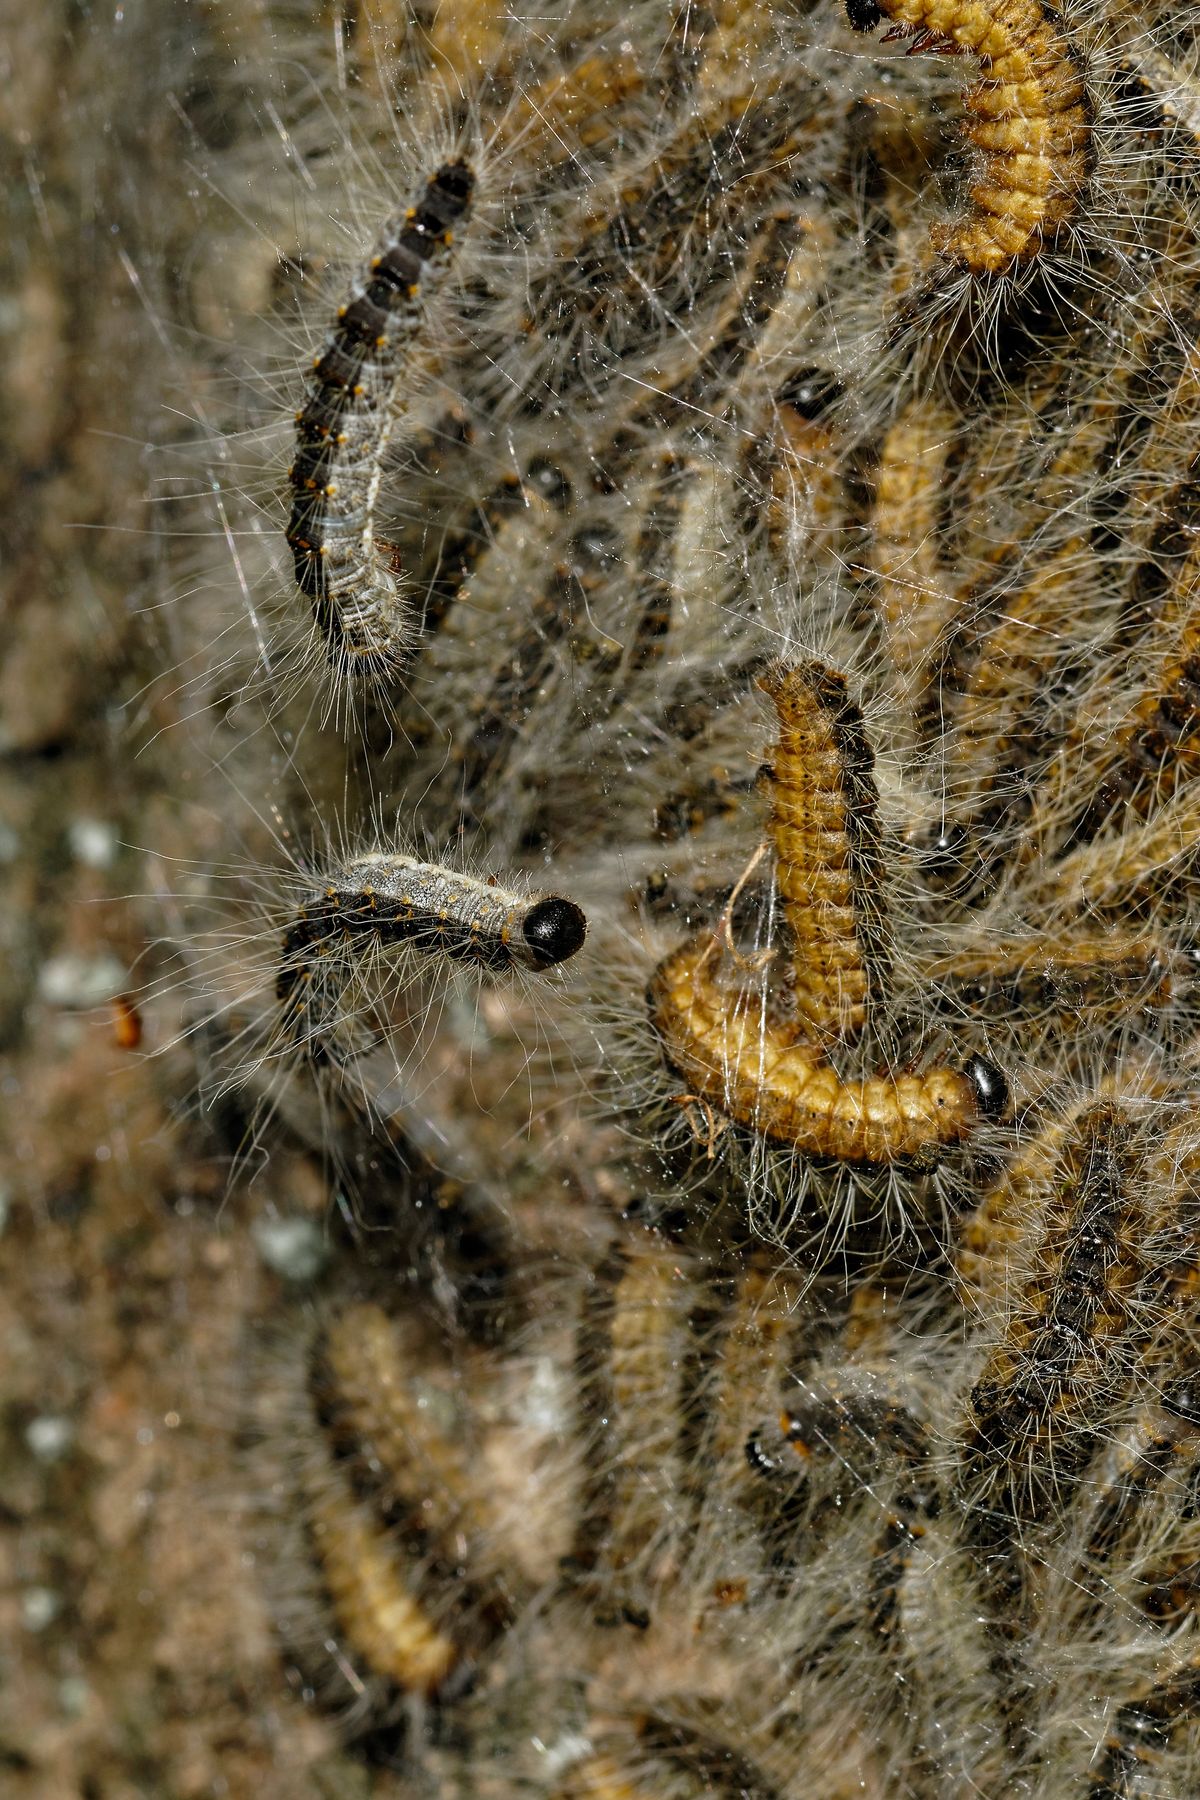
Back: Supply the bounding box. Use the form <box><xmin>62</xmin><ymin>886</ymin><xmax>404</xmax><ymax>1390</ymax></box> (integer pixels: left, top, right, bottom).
<box><xmin>275</xmin><ymin>851</ymin><xmax>588</xmax><ymax>1059</ymax></box>
<box><xmin>286</xmin><ymin>160</ymin><xmax>475</xmax><ymax>687</ymax></box>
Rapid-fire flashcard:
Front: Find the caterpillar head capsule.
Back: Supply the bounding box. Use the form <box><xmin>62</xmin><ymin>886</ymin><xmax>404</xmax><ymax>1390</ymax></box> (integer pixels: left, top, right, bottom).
<box><xmin>520</xmin><ymin>896</ymin><xmax>589</xmax><ymax>969</ymax></box>
<box><xmin>963</xmin><ymin>1055</ymin><xmax>1009</xmax><ymax>1122</ymax></box>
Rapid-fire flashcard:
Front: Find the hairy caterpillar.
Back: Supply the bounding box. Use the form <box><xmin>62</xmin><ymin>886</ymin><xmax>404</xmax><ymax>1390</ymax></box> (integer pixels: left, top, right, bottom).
<box><xmin>955</xmin><ymin>1103</ymin><xmax>1081</xmax><ymax>1308</ymax></box>
<box><xmin>1079</xmin><ymin>584</ymin><xmax>1200</xmax><ymax>837</ymax></box>
<box><xmin>245</xmin><ymin>1269</ymin><xmax>579</xmax><ymax>1727</ymax></box>
<box><xmin>315</xmin><ymin>1304</ymin><xmax>496</xmax><ymax>1547</ymax></box>
<box><xmin>305</xmin><ymin>1490</ymin><xmax>459</xmax><ymax>1699</ymax></box>
<box><xmin>651</xmin><ymin>934</ymin><xmax>1005</xmax><ymax>1165</ymax></box>
<box><xmin>844</xmin><ymin>0</ymin><xmax>1093</xmax><ymax>278</ymax></box>
<box><xmin>708</xmin><ymin>1254</ymin><xmax>807</xmax><ymax>1475</ymax></box>
<box><xmin>863</xmin><ymin>399</ymin><xmax>961</xmax><ymax>701</ymax></box>
<box><xmin>938</xmin><ymin>535</ymin><xmax>1097</xmax><ymax>856</ymax></box>
<box><xmin>960</xmin><ymin>1102</ymin><xmax>1151</xmax><ymax>1502</ymax></box>
<box><xmin>649</xmin><ymin>659</ymin><xmax>1007</xmax><ymax>1167</ymax></box>
<box><xmin>758</xmin><ymin>661</ymin><xmax>891</xmax><ymax>1046</ymax></box>
<box><xmin>275</xmin><ymin>851</ymin><xmax>587</xmax><ymax>1057</ymax></box>
<box><xmin>927</xmin><ymin>933</ymin><xmax>1184</xmax><ymax>1027</ymax></box>
<box><xmin>286</xmin><ymin>160</ymin><xmax>475</xmax><ymax>688</ymax></box>
<box><xmin>571</xmin><ymin>1230</ymin><xmax>701</xmax><ymax>1617</ymax></box>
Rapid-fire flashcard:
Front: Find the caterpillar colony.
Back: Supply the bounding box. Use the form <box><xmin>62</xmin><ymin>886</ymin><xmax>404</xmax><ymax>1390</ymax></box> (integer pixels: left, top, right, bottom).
<box><xmin>23</xmin><ymin>0</ymin><xmax>1200</xmax><ymax>1792</ymax></box>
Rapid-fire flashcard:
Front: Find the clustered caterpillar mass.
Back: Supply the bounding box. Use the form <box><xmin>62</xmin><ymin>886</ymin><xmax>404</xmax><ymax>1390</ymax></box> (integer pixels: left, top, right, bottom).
<box><xmin>145</xmin><ymin>0</ymin><xmax>1200</xmax><ymax>1793</ymax></box>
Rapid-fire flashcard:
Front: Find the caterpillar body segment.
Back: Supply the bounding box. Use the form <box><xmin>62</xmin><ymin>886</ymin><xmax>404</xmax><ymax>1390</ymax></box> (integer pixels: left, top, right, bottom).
<box><xmin>651</xmin><ymin>936</ymin><xmax>1005</xmax><ymax>1165</ymax></box>
<box><xmin>758</xmin><ymin>661</ymin><xmax>891</xmax><ymax>1046</ymax></box>
<box><xmin>845</xmin><ymin>0</ymin><xmax>1093</xmax><ymax>278</ymax></box>
<box><xmin>1080</xmin><ymin>583</ymin><xmax>1200</xmax><ymax>839</ymax></box>
<box><xmin>286</xmin><ymin>161</ymin><xmax>475</xmax><ymax>684</ymax></box>
<box><xmin>550</xmin><ymin>1750</ymin><xmax>686</xmax><ymax>1800</ymax></box>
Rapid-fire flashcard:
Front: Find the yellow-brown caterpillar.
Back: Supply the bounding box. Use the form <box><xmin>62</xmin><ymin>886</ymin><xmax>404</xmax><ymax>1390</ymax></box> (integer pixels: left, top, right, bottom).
<box><xmin>928</xmin><ymin>933</ymin><xmax>1183</xmax><ymax>1027</ymax></box>
<box><xmin>287</xmin><ymin>1292</ymin><xmax>574</xmax><ymax>1712</ymax></box>
<box><xmin>649</xmin><ymin>660</ymin><xmax>1007</xmax><ymax>1165</ymax></box>
<box><xmin>571</xmin><ymin>1231</ymin><xmax>701</xmax><ymax>1615</ymax></box>
<box><xmin>960</xmin><ymin>1102</ymin><xmax>1150</xmax><ymax>1500</ymax></box>
<box><xmin>651</xmin><ymin>936</ymin><xmax>1003</xmax><ymax>1164</ymax></box>
<box><xmin>864</xmin><ymin>400</ymin><xmax>961</xmax><ymax>695</ymax></box>
<box><xmin>1081</xmin><ymin>586</ymin><xmax>1200</xmax><ymax>836</ymax></box>
<box><xmin>708</xmin><ymin>1254</ymin><xmax>806</xmax><ymax>1475</ymax></box>
<box><xmin>305</xmin><ymin>1491</ymin><xmax>459</xmax><ymax>1698</ymax></box>
<box><xmin>758</xmin><ymin>661</ymin><xmax>890</xmax><ymax>1045</ymax></box>
<box><xmin>845</xmin><ymin>0</ymin><xmax>1093</xmax><ymax>276</ymax></box>
<box><xmin>317</xmin><ymin>1304</ymin><xmax>493</xmax><ymax>1549</ymax></box>
<box><xmin>955</xmin><ymin>1103</ymin><xmax>1079</xmax><ymax>1309</ymax></box>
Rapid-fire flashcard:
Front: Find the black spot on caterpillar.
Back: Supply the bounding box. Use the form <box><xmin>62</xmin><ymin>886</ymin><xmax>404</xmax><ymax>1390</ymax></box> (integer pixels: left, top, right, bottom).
<box><xmin>275</xmin><ymin>852</ymin><xmax>586</xmax><ymax>1057</ymax></box>
<box><xmin>286</xmin><ymin>160</ymin><xmax>474</xmax><ymax>685</ymax></box>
